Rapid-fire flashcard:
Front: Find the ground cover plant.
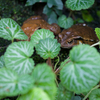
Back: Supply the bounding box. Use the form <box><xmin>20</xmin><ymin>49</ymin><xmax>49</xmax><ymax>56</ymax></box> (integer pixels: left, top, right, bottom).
<box><xmin>0</xmin><ymin>0</ymin><xmax>100</xmax><ymax>100</ymax></box>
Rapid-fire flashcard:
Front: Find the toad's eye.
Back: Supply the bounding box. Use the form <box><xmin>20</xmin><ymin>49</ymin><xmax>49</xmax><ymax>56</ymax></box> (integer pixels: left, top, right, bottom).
<box><xmin>67</xmin><ymin>40</ymin><xmax>74</xmax><ymax>44</ymax></box>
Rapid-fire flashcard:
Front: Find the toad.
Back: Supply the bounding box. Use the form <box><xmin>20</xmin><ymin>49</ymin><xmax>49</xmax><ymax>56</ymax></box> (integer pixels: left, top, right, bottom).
<box><xmin>21</xmin><ymin>16</ymin><xmax>61</xmax><ymax>40</ymax></box>
<box><xmin>58</xmin><ymin>23</ymin><xmax>99</xmax><ymax>48</ymax></box>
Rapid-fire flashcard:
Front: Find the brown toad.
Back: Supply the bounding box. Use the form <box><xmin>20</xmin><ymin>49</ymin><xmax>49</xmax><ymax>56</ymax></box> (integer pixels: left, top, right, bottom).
<box><xmin>58</xmin><ymin>23</ymin><xmax>99</xmax><ymax>48</ymax></box>
<box><xmin>21</xmin><ymin>16</ymin><xmax>61</xmax><ymax>40</ymax></box>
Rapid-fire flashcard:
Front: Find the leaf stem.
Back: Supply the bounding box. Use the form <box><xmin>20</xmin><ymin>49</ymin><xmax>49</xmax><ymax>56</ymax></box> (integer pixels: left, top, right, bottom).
<box><xmin>54</xmin><ymin>56</ymin><xmax>59</xmax><ymax>70</ymax></box>
<box><xmin>90</xmin><ymin>41</ymin><xmax>100</xmax><ymax>47</ymax></box>
<box><xmin>82</xmin><ymin>84</ymin><xmax>100</xmax><ymax>100</ymax></box>
<box><xmin>68</xmin><ymin>10</ymin><xmax>73</xmax><ymax>17</ymax></box>
<box><xmin>12</xmin><ymin>39</ymin><xmax>14</xmax><ymax>43</ymax></box>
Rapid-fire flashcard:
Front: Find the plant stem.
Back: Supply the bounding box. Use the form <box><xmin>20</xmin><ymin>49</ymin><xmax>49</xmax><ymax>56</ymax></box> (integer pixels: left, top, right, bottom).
<box><xmin>68</xmin><ymin>10</ymin><xmax>73</xmax><ymax>17</ymax></box>
<box><xmin>82</xmin><ymin>84</ymin><xmax>100</xmax><ymax>100</ymax></box>
<box><xmin>12</xmin><ymin>39</ymin><xmax>14</xmax><ymax>43</ymax></box>
<box><xmin>90</xmin><ymin>41</ymin><xmax>100</xmax><ymax>47</ymax></box>
<box><xmin>54</xmin><ymin>56</ymin><xmax>59</xmax><ymax>70</ymax></box>
<box><xmin>46</xmin><ymin>57</ymin><xmax>53</xmax><ymax>69</ymax></box>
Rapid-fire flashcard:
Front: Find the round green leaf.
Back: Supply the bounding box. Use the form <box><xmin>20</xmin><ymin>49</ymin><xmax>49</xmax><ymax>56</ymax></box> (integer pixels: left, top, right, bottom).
<box><xmin>89</xmin><ymin>89</ymin><xmax>100</xmax><ymax>100</ymax></box>
<box><xmin>35</xmin><ymin>38</ymin><xmax>61</xmax><ymax>59</ymax></box>
<box><xmin>55</xmin><ymin>83</ymin><xmax>73</xmax><ymax>100</ymax></box>
<box><xmin>4</xmin><ymin>41</ymin><xmax>34</xmax><ymax>74</ymax></box>
<box><xmin>0</xmin><ymin>55</ymin><xmax>5</xmax><ymax>68</ymax></box>
<box><xmin>0</xmin><ymin>18</ymin><xmax>28</xmax><ymax>41</ymax></box>
<box><xmin>17</xmin><ymin>88</ymin><xmax>50</xmax><ymax>100</ymax></box>
<box><xmin>60</xmin><ymin>44</ymin><xmax>100</xmax><ymax>93</ymax></box>
<box><xmin>95</xmin><ymin>28</ymin><xmax>100</xmax><ymax>40</ymax></box>
<box><xmin>65</xmin><ymin>0</ymin><xmax>95</xmax><ymax>10</ymax></box>
<box><xmin>0</xmin><ymin>68</ymin><xmax>34</xmax><ymax>96</ymax></box>
<box><xmin>32</xmin><ymin>63</ymin><xmax>57</xmax><ymax>100</ymax></box>
<box><xmin>30</xmin><ymin>29</ymin><xmax>54</xmax><ymax>46</ymax></box>
<box><xmin>58</xmin><ymin>15</ymin><xmax>73</xmax><ymax>29</ymax></box>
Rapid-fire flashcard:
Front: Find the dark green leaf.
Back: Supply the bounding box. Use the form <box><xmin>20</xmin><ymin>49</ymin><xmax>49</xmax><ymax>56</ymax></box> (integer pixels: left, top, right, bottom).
<box><xmin>43</xmin><ymin>5</ymin><xmax>52</xmax><ymax>16</ymax></box>
<box><xmin>47</xmin><ymin>0</ymin><xmax>63</xmax><ymax>10</ymax></box>
<box><xmin>48</xmin><ymin>11</ymin><xmax>58</xmax><ymax>24</ymax></box>
<box><xmin>71</xmin><ymin>96</ymin><xmax>81</xmax><ymax>100</ymax></box>
<box><xmin>25</xmin><ymin>0</ymin><xmax>47</xmax><ymax>6</ymax></box>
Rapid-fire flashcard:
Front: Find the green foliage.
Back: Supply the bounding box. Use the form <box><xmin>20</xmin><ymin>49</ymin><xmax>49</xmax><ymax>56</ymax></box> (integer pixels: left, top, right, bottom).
<box><xmin>95</xmin><ymin>28</ymin><xmax>100</xmax><ymax>40</ymax></box>
<box><xmin>89</xmin><ymin>89</ymin><xmax>100</xmax><ymax>100</ymax></box>
<box><xmin>4</xmin><ymin>41</ymin><xmax>34</xmax><ymax>74</ymax></box>
<box><xmin>71</xmin><ymin>96</ymin><xmax>81</xmax><ymax>100</ymax></box>
<box><xmin>32</xmin><ymin>63</ymin><xmax>57</xmax><ymax>100</ymax></box>
<box><xmin>82</xmin><ymin>10</ymin><xmax>94</xmax><ymax>22</ymax></box>
<box><xmin>0</xmin><ymin>18</ymin><xmax>28</xmax><ymax>42</ymax></box>
<box><xmin>35</xmin><ymin>38</ymin><xmax>61</xmax><ymax>59</ymax></box>
<box><xmin>65</xmin><ymin>0</ymin><xmax>95</xmax><ymax>11</ymax></box>
<box><xmin>0</xmin><ymin>68</ymin><xmax>34</xmax><ymax>96</ymax></box>
<box><xmin>26</xmin><ymin>0</ymin><xmax>63</xmax><ymax>24</ymax></box>
<box><xmin>30</xmin><ymin>29</ymin><xmax>54</xmax><ymax>47</ymax></box>
<box><xmin>58</xmin><ymin>15</ymin><xmax>74</xmax><ymax>29</ymax></box>
<box><xmin>60</xmin><ymin>44</ymin><xmax>100</xmax><ymax>93</ymax></box>
<box><xmin>0</xmin><ymin>1</ymin><xmax>100</xmax><ymax>98</ymax></box>
<box><xmin>0</xmin><ymin>55</ymin><xmax>5</xmax><ymax>68</ymax></box>
<box><xmin>55</xmin><ymin>83</ymin><xmax>73</xmax><ymax>100</ymax></box>
<box><xmin>25</xmin><ymin>0</ymin><xmax>47</xmax><ymax>6</ymax></box>
<box><xmin>17</xmin><ymin>88</ymin><xmax>50</xmax><ymax>100</ymax></box>
<box><xmin>97</xmin><ymin>10</ymin><xmax>100</xmax><ymax>18</ymax></box>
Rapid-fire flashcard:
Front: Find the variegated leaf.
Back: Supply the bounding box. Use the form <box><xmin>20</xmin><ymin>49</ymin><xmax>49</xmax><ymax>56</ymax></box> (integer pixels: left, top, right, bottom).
<box><xmin>0</xmin><ymin>18</ymin><xmax>28</xmax><ymax>41</ymax></box>
<box><xmin>4</xmin><ymin>41</ymin><xmax>34</xmax><ymax>74</ymax></box>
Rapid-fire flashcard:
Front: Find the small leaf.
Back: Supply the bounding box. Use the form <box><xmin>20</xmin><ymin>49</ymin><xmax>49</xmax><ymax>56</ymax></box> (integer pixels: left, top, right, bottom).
<box><xmin>47</xmin><ymin>0</ymin><xmax>63</xmax><ymax>10</ymax></box>
<box><xmin>54</xmin><ymin>8</ymin><xmax>62</xmax><ymax>16</ymax></box>
<box><xmin>36</xmin><ymin>38</ymin><xmax>61</xmax><ymax>59</ymax></box>
<box><xmin>58</xmin><ymin>15</ymin><xmax>73</xmax><ymax>29</ymax></box>
<box><xmin>30</xmin><ymin>29</ymin><xmax>54</xmax><ymax>47</ymax></box>
<box><xmin>0</xmin><ymin>18</ymin><xmax>28</xmax><ymax>41</ymax></box>
<box><xmin>17</xmin><ymin>88</ymin><xmax>50</xmax><ymax>100</ymax></box>
<box><xmin>55</xmin><ymin>83</ymin><xmax>73</xmax><ymax>100</ymax></box>
<box><xmin>0</xmin><ymin>68</ymin><xmax>34</xmax><ymax>96</ymax></box>
<box><xmin>0</xmin><ymin>55</ymin><xmax>5</xmax><ymax>68</ymax></box>
<box><xmin>71</xmin><ymin>96</ymin><xmax>81</xmax><ymax>100</ymax></box>
<box><xmin>95</xmin><ymin>28</ymin><xmax>100</xmax><ymax>40</ymax></box>
<box><xmin>48</xmin><ymin>11</ymin><xmax>58</xmax><ymax>24</ymax></box>
<box><xmin>89</xmin><ymin>89</ymin><xmax>100</xmax><ymax>100</ymax></box>
<box><xmin>65</xmin><ymin>0</ymin><xmax>95</xmax><ymax>10</ymax></box>
<box><xmin>43</xmin><ymin>5</ymin><xmax>52</xmax><ymax>16</ymax></box>
<box><xmin>82</xmin><ymin>10</ymin><xmax>94</xmax><ymax>22</ymax></box>
<box><xmin>97</xmin><ymin>10</ymin><xmax>100</xmax><ymax>18</ymax></box>
<box><xmin>60</xmin><ymin>44</ymin><xmax>100</xmax><ymax>93</ymax></box>
<box><xmin>32</xmin><ymin>63</ymin><xmax>57</xmax><ymax>100</ymax></box>
<box><xmin>4</xmin><ymin>41</ymin><xmax>34</xmax><ymax>74</ymax></box>
<box><xmin>25</xmin><ymin>0</ymin><xmax>47</xmax><ymax>6</ymax></box>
